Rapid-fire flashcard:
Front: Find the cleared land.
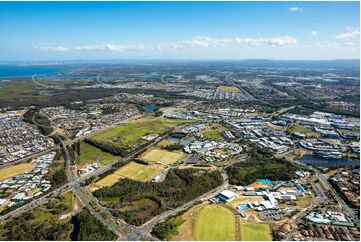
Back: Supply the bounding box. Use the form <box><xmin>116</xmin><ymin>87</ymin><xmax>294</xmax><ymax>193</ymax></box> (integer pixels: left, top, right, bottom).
<box><xmin>78</xmin><ymin>142</ymin><xmax>118</xmax><ymax>167</ymax></box>
<box><xmin>88</xmin><ymin>117</ymin><xmax>188</xmax><ymax>155</ymax></box>
<box><xmin>194</xmin><ymin>205</ymin><xmax>235</xmax><ymax>241</ymax></box>
<box><xmin>119</xmin><ymin>198</ymin><xmax>160</xmax><ymax>222</ymax></box>
<box><xmin>139</xmin><ymin>148</ymin><xmax>185</xmax><ymax>165</ymax></box>
<box><xmin>91</xmin><ymin>162</ymin><xmax>163</xmax><ymax>191</ymax></box>
<box><xmin>217</xmin><ymin>85</ymin><xmax>241</xmax><ymax>93</ymax></box>
<box><xmin>240</xmin><ymin>223</ymin><xmax>272</xmax><ymax>241</ymax></box>
<box><xmin>0</xmin><ymin>163</ymin><xmax>35</xmax><ymax>182</ymax></box>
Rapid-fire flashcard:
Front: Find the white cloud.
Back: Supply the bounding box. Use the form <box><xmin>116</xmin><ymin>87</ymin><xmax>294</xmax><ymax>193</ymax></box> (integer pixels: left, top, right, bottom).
<box><xmin>344</xmin><ymin>42</ymin><xmax>355</xmax><ymax>46</ymax></box>
<box><xmin>35</xmin><ymin>35</ymin><xmax>298</xmax><ymax>53</ymax></box>
<box><xmin>316</xmin><ymin>41</ymin><xmax>359</xmax><ymax>49</ymax></box>
<box><xmin>289</xmin><ymin>6</ymin><xmax>302</xmax><ymax>12</ymax></box>
<box><xmin>334</xmin><ymin>29</ymin><xmax>360</xmax><ymax>40</ymax></box>
<box><xmin>32</xmin><ymin>42</ymin><xmax>68</xmax><ymax>52</ymax></box>
<box><xmin>311</xmin><ymin>31</ymin><xmax>318</xmax><ymax>37</ymax></box>
<box><xmin>152</xmin><ymin>36</ymin><xmax>232</xmax><ymax>50</ymax></box>
<box><xmin>234</xmin><ymin>36</ymin><xmax>297</xmax><ymax>46</ymax></box>
<box><xmin>74</xmin><ymin>43</ymin><xmax>145</xmax><ymax>51</ymax></box>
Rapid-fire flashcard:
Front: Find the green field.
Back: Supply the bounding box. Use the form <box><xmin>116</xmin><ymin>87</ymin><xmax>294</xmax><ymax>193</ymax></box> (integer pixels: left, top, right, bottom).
<box><xmin>0</xmin><ymin>79</ymin><xmax>47</xmax><ymax>100</ymax></box>
<box><xmin>194</xmin><ymin>205</ymin><xmax>235</xmax><ymax>241</ymax></box>
<box><xmin>88</xmin><ymin>117</ymin><xmax>188</xmax><ymax>155</ymax></box>
<box><xmin>288</xmin><ymin>125</ymin><xmax>311</xmax><ymax>133</ymax></box>
<box><xmin>202</xmin><ymin>130</ymin><xmax>222</xmax><ymax>140</ymax></box>
<box><xmin>287</xmin><ymin>125</ymin><xmax>320</xmax><ymax>138</ymax></box>
<box><xmin>78</xmin><ymin>142</ymin><xmax>119</xmax><ymax>167</ymax></box>
<box><xmin>240</xmin><ymin>223</ymin><xmax>273</xmax><ymax>241</ymax></box>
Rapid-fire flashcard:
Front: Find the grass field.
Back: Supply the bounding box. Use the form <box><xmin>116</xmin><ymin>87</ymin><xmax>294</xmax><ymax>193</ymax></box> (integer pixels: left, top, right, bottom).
<box><xmin>202</xmin><ymin>130</ymin><xmax>222</xmax><ymax>140</ymax></box>
<box><xmin>0</xmin><ymin>163</ymin><xmax>35</xmax><ymax>182</ymax></box>
<box><xmin>217</xmin><ymin>85</ymin><xmax>241</xmax><ymax>93</ymax></box>
<box><xmin>194</xmin><ymin>205</ymin><xmax>235</xmax><ymax>241</ymax></box>
<box><xmin>78</xmin><ymin>142</ymin><xmax>119</xmax><ymax>167</ymax></box>
<box><xmin>0</xmin><ymin>79</ymin><xmax>48</xmax><ymax>100</ymax></box>
<box><xmin>157</xmin><ymin>139</ymin><xmax>175</xmax><ymax>148</ymax></box>
<box><xmin>91</xmin><ymin>161</ymin><xmax>163</xmax><ymax>191</ymax></box>
<box><xmin>62</xmin><ymin>191</ymin><xmax>74</xmax><ymax>214</ymax></box>
<box><xmin>288</xmin><ymin>125</ymin><xmax>311</xmax><ymax>133</ymax></box>
<box><xmin>139</xmin><ymin>148</ymin><xmax>185</xmax><ymax>165</ymax></box>
<box><xmin>240</xmin><ymin>223</ymin><xmax>272</xmax><ymax>241</ymax></box>
<box><xmin>89</xmin><ymin>117</ymin><xmax>188</xmax><ymax>154</ymax></box>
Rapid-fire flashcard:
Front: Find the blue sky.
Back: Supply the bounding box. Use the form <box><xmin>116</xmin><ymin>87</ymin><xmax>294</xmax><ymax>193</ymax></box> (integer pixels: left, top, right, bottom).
<box><xmin>0</xmin><ymin>1</ymin><xmax>359</xmax><ymax>60</ymax></box>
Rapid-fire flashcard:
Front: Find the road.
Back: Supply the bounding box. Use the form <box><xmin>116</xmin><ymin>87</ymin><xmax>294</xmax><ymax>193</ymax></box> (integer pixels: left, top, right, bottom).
<box><xmin>73</xmin><ymin>186</ymin><xmax>130</xmax><ymax>240</ymax></box>
<box><xmin>0</xmin><ymin>147</ymin><xmax>56</xmax><ymax>169</ymax></box>
<box><xmin>224</xmin><ymin>75</ymin><xmax>256</xmax><ymax>101</ymax></box>
<box><xmin>314</xmin><ymin>169</ymin><xmax>359</xmax><ymax>224</ymax></box>
<box><xmin>291</xmin><ymin>159</ymin><xmax>359</xmax><ymax>226</ymax></box>
<box><xmin>135</xmin><ymin>170</ymin><xmax>229</xmax><ymax>238</ymax></box>
<box><xmin>1</xmin><ymin>119</ymin><xmax>229</xmax><ymax>240</ymax></box>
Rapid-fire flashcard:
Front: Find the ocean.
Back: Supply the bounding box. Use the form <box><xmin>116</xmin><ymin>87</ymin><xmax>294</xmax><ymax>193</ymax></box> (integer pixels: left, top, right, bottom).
<box><xmin>0</xmin><ymin>65</ymin><xmax>69</xmax><ymax>78</ymax></box>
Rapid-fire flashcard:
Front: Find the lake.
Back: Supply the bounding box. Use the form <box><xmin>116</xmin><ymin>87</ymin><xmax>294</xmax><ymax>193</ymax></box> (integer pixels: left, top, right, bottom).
<box><xmin>141</xmin><ymin>105</ymin><xmax>159</xmax><ymax>113</ymax></box>
<box><xmin>298</xmin><ymin>154</ymin><xmax>359</xmax><ymax>168</ymax></box>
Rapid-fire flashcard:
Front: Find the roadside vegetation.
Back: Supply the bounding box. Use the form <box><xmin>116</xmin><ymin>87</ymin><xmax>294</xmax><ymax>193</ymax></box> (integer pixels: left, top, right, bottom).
<box><xmin>71</xmin><ymin>209</ymin><xmax>117</xmax><ymax>241</ymax></box>
<box><xmin>0</xmin><ymin>193</ymin><xmax>74</xmax><ymax>240</ymax></box>
<box><xmin>151</xmin><ymin>215</ymin><xmax>185</xmax><ymax>240</ymax></box>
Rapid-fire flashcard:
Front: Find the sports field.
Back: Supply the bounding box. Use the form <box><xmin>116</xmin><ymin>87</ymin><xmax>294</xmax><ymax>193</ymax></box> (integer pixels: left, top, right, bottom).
<box><xmin>240</xmin><ymin>223</ymin><xmax>273</xmax><ymax>241</ymax></box>
<box><xmin>78</xmin><ymin>142</ymin><xmax>118</xmax><ymax>167</ymax></box>
<box><xmin>194</xmin><ymin>205</ymin><xmax>235</xmax><ymax>241</ymax></box>
<box><xmin>91</xmin><ymin>162</ymin><xmax>163</xmax><ymax>191</ymax></box>
<box><xmin>139</xmin><ymin>148</ymin><xmax>185</xmax><ymax>165</ymax></box>
<box><xmin>88</xmin><ymin>117</ymin><xmax>188</xmax><ymax>155</ymax></box>
<box><xmin>0</xmin><ymin>163</ymin><xmax>35</xmax><ymax>182</ymax></box>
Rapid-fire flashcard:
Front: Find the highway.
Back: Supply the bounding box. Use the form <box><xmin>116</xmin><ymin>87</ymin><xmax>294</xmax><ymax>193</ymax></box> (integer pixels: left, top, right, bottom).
<box><xmin>135</xmin><ymin>170</ymin><xmax>229</xmax><ymax>238</ymax></box>
<box><xmin>0</xmin><ymin>121</ymin><xmax>189</xmax><ymax>238</ymax></box>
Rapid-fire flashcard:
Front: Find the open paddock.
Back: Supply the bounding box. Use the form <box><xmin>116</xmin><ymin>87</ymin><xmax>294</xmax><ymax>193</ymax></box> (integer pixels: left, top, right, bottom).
<box><xmin>88</xmin><ymin>117</ymin><xmax>188</xmax><ymax>155</ymax></box>
<box><xmin>90</xmin><ymin>161</ymin><xmax>163</xmax><ymax>191</ymax></box>
<box><xmin>0</xmin><ymin>163</ymin><xmax>35</xmax><ymax>182</ymax></box>
<box><xmin>139</xmin><ymin>148</ymin><xmax>185</xmax><ymax>165</ymax></box>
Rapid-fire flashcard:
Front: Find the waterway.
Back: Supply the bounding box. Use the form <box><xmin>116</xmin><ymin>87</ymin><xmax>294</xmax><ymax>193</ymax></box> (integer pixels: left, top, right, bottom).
<box><xmin>298</xmin><ymin>154</ymin><xmax>359</xmax><ymax>168</ymax></box>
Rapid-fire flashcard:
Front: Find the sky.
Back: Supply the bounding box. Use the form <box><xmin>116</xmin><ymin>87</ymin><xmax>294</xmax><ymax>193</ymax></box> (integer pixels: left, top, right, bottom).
<box><xmin>0</xmin><ymin>1</ymin><xmax>359</xmax><ymax>61</ymax></box>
